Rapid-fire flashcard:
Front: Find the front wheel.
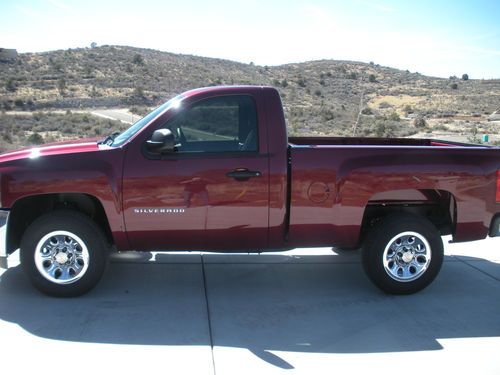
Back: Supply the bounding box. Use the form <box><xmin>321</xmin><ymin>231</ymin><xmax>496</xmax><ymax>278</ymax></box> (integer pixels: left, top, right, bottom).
<box><xmin>21</xmin><ymin>210</ymin><xmax>108</xmax><ymax>297</ymax></box>
<box><xmin>362</xmin><ymin>214</ymin><xmax>444</xmax><ymax>294</ymax></box>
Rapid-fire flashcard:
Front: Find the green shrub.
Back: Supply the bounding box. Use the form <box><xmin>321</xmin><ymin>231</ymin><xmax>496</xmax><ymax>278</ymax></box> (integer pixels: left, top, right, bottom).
<box><xmin>297</xmin><ymin>78</ymin><xmax>306</xmax><ymax>87</ymax></box>
<box><xmin>130</xmin><ymin>106</ymin><xmax>150</xmax><ymax>116</ymax></box>
<box><xmin>388</xmin><ymin>112</ymin><xmax>400</xmax><ymax>121</ymax></box>
<box><xmin>433</xmin><ymin>124</ymin><xmax>449</xmax><ymax>131</ymax></box>
<box><xmin>2</xmin><ymin>101</ymin><xmax>12</xmax><ymax>111</ymax></box>
<box><xmin>403</xmin><ymin>105</ymin><xmax>414</xmax><ymax>114</ymax></box>
<box><xmin>58</xmin><ymin>78</ymin><xmax>66</xmax><ymax>95</ymax></box>
<box><xmin>2</xmin><ymin>133</ymin><xmax>12</xmax><ymax>143</ymax></box>
<box><xmin>321</xmin><ymin>109</ymin><xmax>335</xmax><ymax>121</ymax></box>
<box><xmin>33</xmin><ymin>112</ymin><xmax>44</xmax><ymax>121</ymax></box>
<box><xmin>5</xmin><ymin>78</ymin><xmax>16</xmax><ymax>92</ymax></box>
<box><xmin>373</xmin><ymin>120</ymin><xmax>396</xmax><ymax>137</ymax></box>
<box><xmin>133</xmin><ymin>87</ymin><xmax>145</xmax><ymax>98</ymax></box>
<box><xmin>27</xmin><ymin>132</ymin><xmax>44</xmax><ymax>145</ymax></box>
<box><xmin>413</xmin><ymin>116</ymin><xmax>427</xmax><ymax>128</ymax></box>
<box><xmin>132</xmin><ymin>54</ymin><xmax>144</xmax><ymax>65</ymax></box>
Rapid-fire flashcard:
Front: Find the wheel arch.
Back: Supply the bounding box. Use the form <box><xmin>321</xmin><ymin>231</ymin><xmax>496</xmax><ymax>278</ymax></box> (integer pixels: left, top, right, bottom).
<box><xmin>7</xmin><ymin>193</ymin><xmax>113</xmax><ymax>254</ymax></box>
<box><xmin>359</xmin><ymin>189</ymin><xmax>457</xmax><ymax>244</ymax></box>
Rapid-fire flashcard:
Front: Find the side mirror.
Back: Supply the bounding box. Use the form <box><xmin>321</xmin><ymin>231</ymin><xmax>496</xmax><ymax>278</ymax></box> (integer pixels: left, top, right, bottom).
<box><xmin>146</xmin><ymin>129</ymin><xmax>175</xmax><ymax>154</ymax></box>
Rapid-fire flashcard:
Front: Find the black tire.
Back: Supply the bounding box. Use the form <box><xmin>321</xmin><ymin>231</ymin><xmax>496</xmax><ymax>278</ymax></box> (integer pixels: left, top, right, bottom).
<box><xmin>362</xmin><ymin>214</ymin><xmax>443</xmax><ymax>295</ymax></box>
<box><xmin>20</xmin><ymin>210</ymin><xmax>108</xmax><ymax>297</ymax></box>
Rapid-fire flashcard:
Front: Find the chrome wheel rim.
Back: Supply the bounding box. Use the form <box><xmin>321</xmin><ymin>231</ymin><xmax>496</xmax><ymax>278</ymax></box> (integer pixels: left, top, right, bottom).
<box><xmin>34</xmin><ymin>231</ymin><xmax>90</xmax><ymax>284</ymax></box>
<box><xmin>383</xmin><ymin>231</ymin><xmax>431</xmax><ymax>282</ymax></box>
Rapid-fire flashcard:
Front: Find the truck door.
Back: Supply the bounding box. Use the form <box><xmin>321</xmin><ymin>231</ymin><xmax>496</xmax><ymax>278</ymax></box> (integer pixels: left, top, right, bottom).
<box><xmin>122</xmin><ymin>94</ymin><xmax>269</xmax><ymax>250</ymax></box>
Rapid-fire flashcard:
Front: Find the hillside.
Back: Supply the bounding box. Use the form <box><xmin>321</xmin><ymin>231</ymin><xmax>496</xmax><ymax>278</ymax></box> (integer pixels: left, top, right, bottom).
<box><xmin>1</xmin><ymin>45</ymin><xmax>500</xmax><ymax>150</ymax></box>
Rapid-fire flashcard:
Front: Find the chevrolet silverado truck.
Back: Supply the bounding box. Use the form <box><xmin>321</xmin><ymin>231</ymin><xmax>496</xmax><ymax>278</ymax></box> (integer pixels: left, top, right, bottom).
<box><xmin>1</xmin><ymin>86</ymin><xmax>500</xmax><ymax>297</ymax></box>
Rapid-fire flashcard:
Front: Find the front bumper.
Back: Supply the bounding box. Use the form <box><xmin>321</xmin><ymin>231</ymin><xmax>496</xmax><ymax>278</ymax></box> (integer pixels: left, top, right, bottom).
<box><xmin>0</xmin><ymin>210</ymin><xmax>10</xmax><ymax>269</ymax></box>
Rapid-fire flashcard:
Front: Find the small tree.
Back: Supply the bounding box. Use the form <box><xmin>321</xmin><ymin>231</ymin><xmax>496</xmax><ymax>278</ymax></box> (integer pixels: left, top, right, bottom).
<box><xmin>58</xmin><ymin>78</ymin><xmax>66</xmax><ymax>95</ymax></box>
<box><xmin>403</xmin><ymin>105</ymin><xmax>414</xmax><ymax>114</ymax></box>
<box><xmin>413</xmin><ymin>116</ymin><xmax>427</xmax><ymax>128</ymax></box>
<box><xmin>27</xmin><ymin>132</ymin><xmax>44</xmax><ymax>145</ymax></box>
<box><xmin>462</xmin><ymin>73</ymin><xmax>469</xmax><ymax>81</ymax></box>
<box><xmin>5</xmin><ymin>78</ymin><xmax>16</xmax><ymax>92</ymax></box>
<box><xmin>2</xmin><ymin>101</ymin><xmax>12</xmax><ymax>111</ymax></box>
<box><xmin>389</xmin><ymin>112</ymin><xmax>400</xmax><ymax>121</ymax></box>
<box><xmin>132</xmin><ymin>53</ymin><xmax>144</xmax><ymax>66</ymax></box>
<box><xmin>133</xmin><ymin>87</ymin><xmax>145</xmax><ymax>99</ymax></box>
<box><xmin>467</xmin><ymin>125</ymin><xmax>481</xmax><ymax>143</ymax></box>
<box><xmin>450</xmin><ymin>83</ymin><xmax>458</xmax><ymax>90</ymax></box>
<box><xmin>2</xmin><ymin>132</ymin><xmax>12</xmax><ymax>144</ymax></box>
<box><xmin>368</xmin><ymin>74</ymin><xmax>377</xmax><ymax>83</ymax></box>
<box><xmin>90</xmin><ymin>42</ymin><xmax>97</xmax><ymax>48</ymax></box>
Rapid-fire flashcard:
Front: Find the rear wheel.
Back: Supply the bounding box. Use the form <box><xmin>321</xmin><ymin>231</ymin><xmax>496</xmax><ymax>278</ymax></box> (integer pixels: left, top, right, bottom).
<box><xmin>21</xmin><ymin>210</ymin><xmax>108</xmax><ymax>297</ymax></box>
<box><xmin>362</xmin><ymin>214</ymin><xmax>443</xmax><ymax>294</ymax></box>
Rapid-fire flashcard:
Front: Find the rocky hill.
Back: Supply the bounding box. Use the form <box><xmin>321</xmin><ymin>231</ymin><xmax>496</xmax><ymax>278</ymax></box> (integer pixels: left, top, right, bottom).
<box><xmin>1</xmin><ymin>45</ymin><xmax>499</xmax><ymax>149</ymax></box>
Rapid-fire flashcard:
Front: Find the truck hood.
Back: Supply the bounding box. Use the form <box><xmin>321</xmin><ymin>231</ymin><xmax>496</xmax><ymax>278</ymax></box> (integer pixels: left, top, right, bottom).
<box><xmin>0</xmin><ymin>138</ymin><xmax>102</xmax><ymax>163</ymax></box>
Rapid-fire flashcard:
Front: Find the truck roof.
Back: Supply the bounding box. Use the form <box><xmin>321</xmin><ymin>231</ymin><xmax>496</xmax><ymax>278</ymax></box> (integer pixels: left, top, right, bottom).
<box><xmin>181</xmin><ymin>85</ymin><xmax>274</xmax><ymax>98</ymax></box>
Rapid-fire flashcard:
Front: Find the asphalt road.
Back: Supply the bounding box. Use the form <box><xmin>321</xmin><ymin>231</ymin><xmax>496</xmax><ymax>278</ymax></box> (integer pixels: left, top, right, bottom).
<box><xmin>1</xmin><ymin>237</ymin><xmax>499</xmax><ymax>375</ymax></box>
<box><xmin>90</xmin><ymin>109</ymin><xmax>142</xmax><ymax>124</ymax></box>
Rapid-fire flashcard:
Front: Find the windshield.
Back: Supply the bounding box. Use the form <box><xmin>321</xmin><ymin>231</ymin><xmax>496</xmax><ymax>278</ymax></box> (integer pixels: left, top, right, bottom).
<box><xmin>111</xmin><ymin>94</ymin><xmax>184</xmax><ymax>147</ymax></box>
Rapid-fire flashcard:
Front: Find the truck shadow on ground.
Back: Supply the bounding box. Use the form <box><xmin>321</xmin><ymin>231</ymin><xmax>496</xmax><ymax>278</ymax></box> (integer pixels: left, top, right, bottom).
<box><xmin>0</xmin><ymin>253</ymin><xmax>499</xmax><ymax>369</ymax></box>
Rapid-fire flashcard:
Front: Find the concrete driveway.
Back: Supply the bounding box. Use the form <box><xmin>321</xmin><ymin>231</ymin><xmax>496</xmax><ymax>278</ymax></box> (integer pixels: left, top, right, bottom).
<box><xmin>0</xmin><ymin>236</ymin><xmax>499</xmax><ymax>375</ymax></box>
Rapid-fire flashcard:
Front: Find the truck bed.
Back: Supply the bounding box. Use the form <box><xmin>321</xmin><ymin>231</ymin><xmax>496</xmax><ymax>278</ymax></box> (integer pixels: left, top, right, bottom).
<box><xmin>286</xmin><ymin>137</ymin><xmax>500</xmax><ymax>249</ymax></box>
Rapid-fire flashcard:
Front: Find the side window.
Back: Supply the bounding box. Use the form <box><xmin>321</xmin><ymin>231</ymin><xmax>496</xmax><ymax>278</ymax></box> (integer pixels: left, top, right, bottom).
<box><xmin>166</xmin><ymin>95</ymin><xmax>258</xmax><ymax>153</ymax></box>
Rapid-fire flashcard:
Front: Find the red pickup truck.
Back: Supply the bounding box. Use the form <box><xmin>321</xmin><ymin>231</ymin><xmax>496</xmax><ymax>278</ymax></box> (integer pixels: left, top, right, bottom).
<box><xmin>1</xmin><ymin>86</ymin><xmax>499</xmax><ymax>297</ymax></box>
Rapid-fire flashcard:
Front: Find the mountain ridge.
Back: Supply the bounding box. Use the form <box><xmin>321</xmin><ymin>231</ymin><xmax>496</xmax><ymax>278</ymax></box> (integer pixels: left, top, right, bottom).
<box><xmin>1</xmin><ymin>45</ymin><xmax>499</xmax><ymax>141</ymax></box>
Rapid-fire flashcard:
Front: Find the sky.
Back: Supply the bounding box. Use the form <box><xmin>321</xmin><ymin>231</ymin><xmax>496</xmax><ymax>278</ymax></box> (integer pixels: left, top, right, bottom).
<box><xmin>1</xmin><ymin>0</ymin><xmax>500</xmax><ymax>78</ymax></box>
